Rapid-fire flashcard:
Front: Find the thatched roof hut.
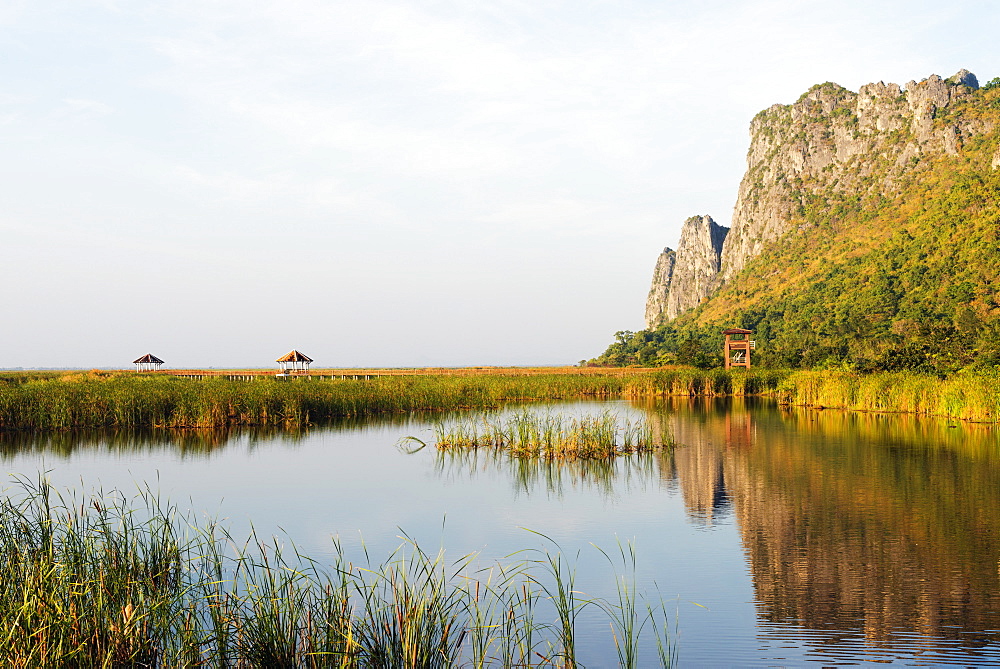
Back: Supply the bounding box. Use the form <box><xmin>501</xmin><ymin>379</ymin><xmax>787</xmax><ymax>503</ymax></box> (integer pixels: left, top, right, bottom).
<box><xmin>276</xmin><ymin>350</ymin><xmax>313</xmax><ymax>373</ymax></box>
<box><xmin>133</xmin><ymin>353</ymin><xmax>164</xmax><ymax>372</ymax></box>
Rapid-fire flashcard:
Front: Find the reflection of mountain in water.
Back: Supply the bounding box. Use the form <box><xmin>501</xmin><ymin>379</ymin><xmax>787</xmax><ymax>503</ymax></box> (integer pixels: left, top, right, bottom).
<box><xmin>645</xmin><ymin>397</ymin><xmax>1000</xmax><ymax>660</ymax></box>
<box><xmin>647</xmin><ymin>397</ymin><xmax>755</xmax><ymax>526</ymax></box>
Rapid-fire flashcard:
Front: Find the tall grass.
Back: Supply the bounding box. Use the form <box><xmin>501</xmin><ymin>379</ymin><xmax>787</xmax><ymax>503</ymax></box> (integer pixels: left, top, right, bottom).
<box><xmin>594</xmin><ymin>540</ymin><xmax>663</xmax><ymax>669</ymax></box>
<box><xmin>427</xmin><ymin>411</ymin><xmax>672</xmax><ymax>460</ymax></box>
<box><xmin>0</xmin><ymin>477</ymin><xmax>677</xmax><ymax>667</ymax></box>
<box><xmin>778</xmin><ymin>369</ymin><xmax>1000</xmax><ymax>422</ymax></box>
<box><xmin>0</xmin><ymin>370</ymin><xmax>787</xmax><ymax>431</ymax></box>
<box><xmin>8</xmin><ymin>366</ymin><xmax>998</xmax><ymax>428</ymax></box>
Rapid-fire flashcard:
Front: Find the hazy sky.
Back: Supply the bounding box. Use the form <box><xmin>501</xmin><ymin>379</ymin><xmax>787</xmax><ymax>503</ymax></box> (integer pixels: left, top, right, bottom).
<box><xmin>2</xmin><ymin>1</ymin><xmax>996</xmax><ymax>368</ymax></box>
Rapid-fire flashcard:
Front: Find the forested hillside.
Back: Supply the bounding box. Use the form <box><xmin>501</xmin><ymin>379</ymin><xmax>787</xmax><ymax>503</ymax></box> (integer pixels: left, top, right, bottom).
<box><xmin>596</xmin><ymin>74</ymin><xmax>1000</xmax><ymax>373</ymax></box>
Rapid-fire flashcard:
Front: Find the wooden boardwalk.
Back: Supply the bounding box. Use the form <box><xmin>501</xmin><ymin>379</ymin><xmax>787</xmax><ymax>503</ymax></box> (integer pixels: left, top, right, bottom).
<box><xmin>142</xmin><ymin>367</ymin><xmax>665</xmax><ymax>381</ymax></box>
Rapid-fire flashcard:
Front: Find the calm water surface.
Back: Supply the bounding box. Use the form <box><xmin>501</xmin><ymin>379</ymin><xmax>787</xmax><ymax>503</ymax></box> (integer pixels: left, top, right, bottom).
<box><xmin>2</xmin><ymin>398</ymin><xmax>999</xmax><ymax>667</ymax></box>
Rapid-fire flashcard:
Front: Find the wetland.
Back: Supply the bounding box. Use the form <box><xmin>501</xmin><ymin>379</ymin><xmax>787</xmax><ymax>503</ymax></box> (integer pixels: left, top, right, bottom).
<box><xmin>2</xmin><ymin>391</ymin><xmax>999</xmax><ymax>665</ymax></box>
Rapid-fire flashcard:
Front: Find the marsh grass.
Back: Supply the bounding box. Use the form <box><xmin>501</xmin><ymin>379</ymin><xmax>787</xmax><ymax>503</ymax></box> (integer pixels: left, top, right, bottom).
<box><xmin>0</xmin><ymin>477</ymin><xmax>677</xmax><ymax>667</ymax></box>
<box><xmin>779</xmin><ymin>369</ymin><xmax>1000</xmax><ymax>422</ymax></box>
<box><xmin>427</xmin><ymin>411</ymin><xmax>673</xmax><ymax>460</ymax></box>
<box><xmin>593</xmin><ymin>540</ymin><xmax>681</xmax><ymax>669</ymax></box>
<box><xmin>0</xmin><ymin>369</ymin><xmax>787</xmax><ymax>431</ymax></box>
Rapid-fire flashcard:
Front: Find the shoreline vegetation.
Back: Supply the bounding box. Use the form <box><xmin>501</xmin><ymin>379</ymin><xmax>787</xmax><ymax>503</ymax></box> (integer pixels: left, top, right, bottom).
<box><xmin>1</xmin><ymin>367</ymin><xmax>999</xmax><ymax>430</ymax></box>
<box><xmin>0</xmin><ymin>477</ymin><xmax>677</xmax><ymax>667</ymax></box>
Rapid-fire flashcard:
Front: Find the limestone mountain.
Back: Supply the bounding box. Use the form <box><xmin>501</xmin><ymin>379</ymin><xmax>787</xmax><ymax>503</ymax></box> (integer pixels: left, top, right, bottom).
<box><xmin>719</xmin><ymin>68</ymin><xmax>984</xmax><ymax>282</ymax></box>
<box><xmin>602</xmin><ymin>69</ymin><xmax>1000</xmax><ymax>371</ymax></box>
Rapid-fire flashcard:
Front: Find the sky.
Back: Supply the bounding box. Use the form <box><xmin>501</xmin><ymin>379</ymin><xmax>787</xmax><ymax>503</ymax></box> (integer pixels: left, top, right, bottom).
<box><xmin>1</xmin><ymin>0</ymin><xmax>997</xmax><ymax>369</ymax></box>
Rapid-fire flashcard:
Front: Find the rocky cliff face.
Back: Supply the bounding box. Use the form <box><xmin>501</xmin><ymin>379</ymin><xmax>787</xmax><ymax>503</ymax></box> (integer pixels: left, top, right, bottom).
<box><xmin>720</xmin><ymin>69</ymin><xmax>987</xmax><ymax>282</ymax></box>
<box><xmin>645</xmin><ymin>69</ymin><xmax>993</xmax><ymax>325</ymax></box>
<box><xmin>644</xmin><ymin>215</ymin><xmax>728</xmax><ymax>328</ymax></box>
<box><xmin>644</xmin><ymin>248</ymin><xmax>675</xmax><ymax>329</ymax></box>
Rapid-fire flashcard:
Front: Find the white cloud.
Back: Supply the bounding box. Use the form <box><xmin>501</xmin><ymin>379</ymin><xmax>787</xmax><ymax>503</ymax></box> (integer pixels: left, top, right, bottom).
<box><xmin>59</xmin><ymin>98</ymin><xmax>115</xmax><ymax>117</ymax></box>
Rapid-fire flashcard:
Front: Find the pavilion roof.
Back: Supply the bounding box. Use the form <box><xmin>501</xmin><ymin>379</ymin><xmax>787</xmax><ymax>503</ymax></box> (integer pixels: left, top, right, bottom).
<box><xmin>276</xmin><ymin>350</ymin><xmax>314</xmax><ymax>363</ymax></box>
<box><xmin>133</xmin><ymin>353</ymin><xmax>164</xmax><ymax>364</ymax></box>
<box><xmin>722</xmin><ymin>328</ymin><xmax>753</xmax><ymax>335</ymax></box>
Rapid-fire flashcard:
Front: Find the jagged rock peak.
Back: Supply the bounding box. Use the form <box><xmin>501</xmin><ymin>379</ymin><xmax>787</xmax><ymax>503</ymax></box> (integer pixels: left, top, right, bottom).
<box><xmin>667</xmin><ymin>216</ymin><xmax>728</xmax><ymax>321</ymax></box>
<box><xmin>645</xmin><ymin>215</ymin><xmax>729</xmax><ymax>328</ymax></box>
<box><xmin>644</xmin><ymin>247</ymin><xmax>676</xmax><ymax>329</ymax></box>
<box><xmin>947</xmin><ymin>69</ymin><xmax>979</xmax><ymax>89</ymax></box>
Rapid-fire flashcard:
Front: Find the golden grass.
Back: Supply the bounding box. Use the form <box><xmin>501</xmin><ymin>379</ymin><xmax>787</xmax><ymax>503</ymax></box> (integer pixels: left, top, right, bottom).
<box><xmin>0</xmin><ymin>369</ymin><xmax>786</xmax><ymax>431</ymax></box>
<box><xmin>778</xmin><ymin>369</ymin><xmax>1000</xmax><ymax>422</ymax></box>
<box><xmin>425</xmin><ymin>410</ymin><xmax>672</xmax><ymax>460</ymax></box>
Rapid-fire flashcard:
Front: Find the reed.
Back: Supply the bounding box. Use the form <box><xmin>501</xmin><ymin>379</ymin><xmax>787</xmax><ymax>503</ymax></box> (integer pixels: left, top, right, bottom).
<box><xmin>778</xmin><ymin>369</ymin><xmax>1000</xmax><ymax>422</ymax></box>
<box><xmin>529</xmin><ymin>547</ymin><xmax>583</xmax><ymax>667</ymax></box>
<box><xmin>428</xmin><ymin>411</ymin><xmax>673</xmax><ymax>460</ymax></box>
<box><xmin>0</xmin><ymin>369</ymin><xmax>786</xmax><ymax>432</ymax></box>
<box><xmin>594</xmin><ymin>541</ymin><xmax>656</xmax><ymax>669</ymax></box>
<box><xmin>9</xmin><ymin>366</ymin><xmax>999</xmax><ymax>428</ymax></box>
<box><xmin>0</xmin><ymin>477</ymin><xmax>677</xmax><ymax>667</ymax></box>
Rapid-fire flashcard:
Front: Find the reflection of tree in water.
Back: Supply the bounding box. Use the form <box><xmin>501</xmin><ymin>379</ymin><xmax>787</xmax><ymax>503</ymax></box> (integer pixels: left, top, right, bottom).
<box><xmin>641</xmin><ymin>396</ymin><xmax>753</xmax><ymax>527</ymax></box>
<box><xmin>642</xmin><ymin>397</ymin><xmax>1000</xmax><ymax>659</ymax></box>
<box><xmin>733</xmin><ymin>409</ymin><xmax>1000</xmax><ymax>655</ymax></box>
<box><xmin>434</xmin><ymin>448</ymin><xmax>659</xmax><ymax>499</ymax></box>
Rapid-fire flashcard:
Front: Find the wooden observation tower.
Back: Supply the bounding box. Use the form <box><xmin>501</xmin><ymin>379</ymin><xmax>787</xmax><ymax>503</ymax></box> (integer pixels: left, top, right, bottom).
<box><xmin>723</xmin><ymin>329</ymin><xmax>754</xmax><ymax>369</ymax></box>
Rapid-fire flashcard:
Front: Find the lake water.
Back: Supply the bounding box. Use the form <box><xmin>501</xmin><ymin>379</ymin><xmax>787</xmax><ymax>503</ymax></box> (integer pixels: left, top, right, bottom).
<box><xmin>2</xmin><ymin>397</ymin><xmax>999</xmax><ymax>666</ymax></box>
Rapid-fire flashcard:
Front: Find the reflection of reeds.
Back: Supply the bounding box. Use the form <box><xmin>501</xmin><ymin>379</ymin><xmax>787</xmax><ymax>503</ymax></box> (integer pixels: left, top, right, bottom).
<box><xmin>0</xmin><ymin>477</ymin><xmax>676</xmax><ymax>667</ymax></box>
<box><xmin>431</xmin><ymin>411</ymin><xmax>673</xmax><ymax>460</ymax></box>
<box><xmin>434</xmin><ymin>446</ymin><xmax>660</xmax><ymax>497</ymax></box>
<box><xmin>0</xmin><ymin>411</ymin><xmax>463</xmax><ymax>459</ymax></box>
<box><xmin>0</xmin><ymin>426</ymin><xmax>303</xmax><ymax>458</ymax></box>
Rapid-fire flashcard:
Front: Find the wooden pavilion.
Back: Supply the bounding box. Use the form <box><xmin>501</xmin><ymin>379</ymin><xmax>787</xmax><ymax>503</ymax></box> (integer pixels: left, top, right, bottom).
<box><xmin>276</xmin><ymin>350</ymin><xmax>313</xmax><ymax>375</ymax></box>
<box><xmin>722</xmin><ymin>329</ymin><xmax>754</xmax><ymax>369</ymax></box>
<box><xmin>133</xmin><ymin>353</ymin><xmax>164</xmax><ymax>372</ymax></box>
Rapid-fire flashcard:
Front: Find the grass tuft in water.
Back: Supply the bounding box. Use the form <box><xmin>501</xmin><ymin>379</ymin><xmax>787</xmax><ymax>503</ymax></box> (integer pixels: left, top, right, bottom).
<box><xmin>429</xmin><ymin>411</ymin><xmax>673</xmax><ymax>460</ymax></box>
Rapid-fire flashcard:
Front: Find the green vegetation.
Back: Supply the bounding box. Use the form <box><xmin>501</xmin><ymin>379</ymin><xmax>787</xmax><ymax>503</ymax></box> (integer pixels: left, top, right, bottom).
<box><xmin>594</xmin><ymin>83</ymin><xmax>1000</xmax><ymax>374</ymax></box>
<box><xmin>422</xmin><ymin>411</ymin><xmax>672</xmax><ymax>459</ymax></box>
<box><xmin>0</xmin><ymin>370</ymin><xmax>786</xmax><ymax>431</ymax></box>
<box><xmin>0</xmin><ymin>477</ymin><xmax>676</xmax><ymax>667</ymax></box>
<box><xmin>778</xmin><ymin>369</ymin><xmax>1000</xmax><ymax>422</ymax></box>
<box><xmin>5</xmin><ymin>367</ymin><xmax>996</xmax><ymax>429</ymax></box>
